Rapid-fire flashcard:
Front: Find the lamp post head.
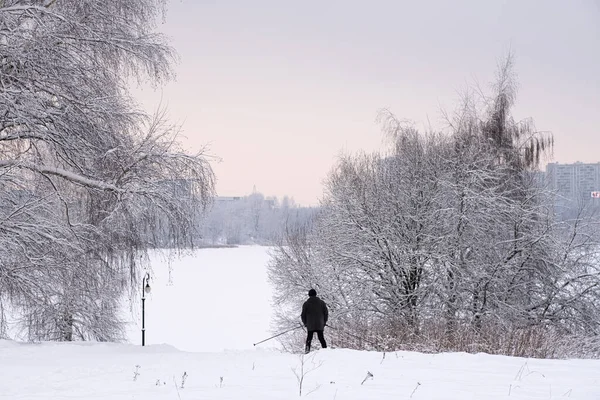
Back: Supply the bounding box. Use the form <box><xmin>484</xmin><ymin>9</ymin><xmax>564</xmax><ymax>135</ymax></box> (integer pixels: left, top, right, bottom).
<box><xmin>144</xmin><ymin>283</ymin><xmax>151</xmax><ymax>294</ymax></box>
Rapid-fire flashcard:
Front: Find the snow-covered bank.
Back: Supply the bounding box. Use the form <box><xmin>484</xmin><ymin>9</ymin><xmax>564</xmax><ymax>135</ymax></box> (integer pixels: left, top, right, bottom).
<box><xmin>2</xmin><ymin>246</ymin><xmax>599</xmax><ymax>399</ymax></box>
<box><xmin>1</xmin><ymin>340</ymin><xmax>598</xmax><ymax>399</ymax></box>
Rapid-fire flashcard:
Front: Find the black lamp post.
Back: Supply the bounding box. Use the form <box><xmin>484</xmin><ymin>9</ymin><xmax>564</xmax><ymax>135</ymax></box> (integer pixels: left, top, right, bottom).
<box><xmin>141</xmin><ymin>272</ymin><xmax>151</xmax><ymax>346</ymax></box>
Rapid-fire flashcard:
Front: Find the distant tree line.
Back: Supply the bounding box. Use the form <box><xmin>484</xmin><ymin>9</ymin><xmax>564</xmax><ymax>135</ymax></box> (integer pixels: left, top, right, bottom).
<box><xmin>197</xmin><ymin>193</ymin><xmax>318</xmax><ymax>246</ymax></box>
<box><xmin>269</xmin><ymin>57</ymin><xmax>600</xmax><ymax>358</ymax></box>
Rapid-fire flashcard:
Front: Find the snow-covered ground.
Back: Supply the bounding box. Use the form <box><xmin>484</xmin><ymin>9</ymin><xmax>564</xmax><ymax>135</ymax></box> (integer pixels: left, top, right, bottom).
<box><xmin>1</xmin><ymin>246</ymin><xmax>599</xmax><ymax>399</ymax></box>
<box><xmin>123</xmin><ymin>246</ymin><xmax>277</xmax><ymax>352</ymax></box>
<box><xmin>2</xmin><ymin>340</ymin><xmax>599</xmax><ymax>399</ymax></box>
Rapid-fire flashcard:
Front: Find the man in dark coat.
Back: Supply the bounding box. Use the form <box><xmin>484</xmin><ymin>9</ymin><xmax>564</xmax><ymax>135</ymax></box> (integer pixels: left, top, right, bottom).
<box><xmin>301</xmin><ymin>288</ymin><xmax>328</xmax><ymax>353</ymax></box>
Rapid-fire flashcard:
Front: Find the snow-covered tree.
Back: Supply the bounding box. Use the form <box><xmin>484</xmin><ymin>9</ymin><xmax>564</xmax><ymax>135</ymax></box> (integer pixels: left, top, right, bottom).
<box><xmin>0</xmin><ymin>0</ymin><xmax>215</xmax><ymax>341</ymax></box>
<box><xmin>268</xmin><ymin>57</ymin><xmax>600</xmax><ymax>357</ymax></box>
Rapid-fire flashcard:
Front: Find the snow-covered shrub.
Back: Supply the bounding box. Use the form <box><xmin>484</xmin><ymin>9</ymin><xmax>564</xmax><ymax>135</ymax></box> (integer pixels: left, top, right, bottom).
<box><xmin>268</xmin><ymin>56</ymin><xmax>600</xmax><ymax>358</ymax></box>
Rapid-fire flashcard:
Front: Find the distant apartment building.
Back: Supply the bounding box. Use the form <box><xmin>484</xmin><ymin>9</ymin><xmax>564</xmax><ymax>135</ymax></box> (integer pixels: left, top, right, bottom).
<box><xmin>545</xmin><ymin>162</ymin><xmax>600</xmax><ymax>204</ymax></box>
<box><xmin>215</xmin><ymin>196</ymin><xmax>243</xmax><ymax>203</ymax></box>
<box><xmin>215</xmin><ymin>195</ymin><xmax>276</xmax><ymax>210</ymax></box>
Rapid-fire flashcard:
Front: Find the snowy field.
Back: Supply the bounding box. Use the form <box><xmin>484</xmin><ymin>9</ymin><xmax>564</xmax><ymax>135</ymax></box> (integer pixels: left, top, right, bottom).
<box><xmin>1</xmin><ymin>246</ymin><xmax>599</xmax><ymax>399</ymax></box>
<box><xmin>123</xmin><ymin>246</ymin><xmax>277</xmax><ymax>352</ymax></box>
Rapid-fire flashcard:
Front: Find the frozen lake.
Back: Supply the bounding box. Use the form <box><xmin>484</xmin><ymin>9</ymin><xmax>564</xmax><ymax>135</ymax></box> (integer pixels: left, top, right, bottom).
<box><xmin>123</xmin><ymin>246</ymin><xmax>278</xmax><ymax>352</ymax></box>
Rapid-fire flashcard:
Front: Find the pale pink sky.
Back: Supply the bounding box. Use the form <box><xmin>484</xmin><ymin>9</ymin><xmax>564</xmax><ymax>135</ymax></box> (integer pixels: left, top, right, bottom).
<box><xmin>135</xmin><ymin>0</ymin><xmax>600</xmax><ymax>206</ymax></box>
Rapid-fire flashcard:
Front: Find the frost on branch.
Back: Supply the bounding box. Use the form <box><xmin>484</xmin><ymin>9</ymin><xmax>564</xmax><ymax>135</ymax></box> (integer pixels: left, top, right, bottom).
<box><xmin>269</xmin><ymin>57</ymin><xmax>600</xmax><ymax>358</ymax></box>
<box><xmin>0</xmin><ymin>0</ymin><xmax>215</xmax><ymax>341</ymax></box>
